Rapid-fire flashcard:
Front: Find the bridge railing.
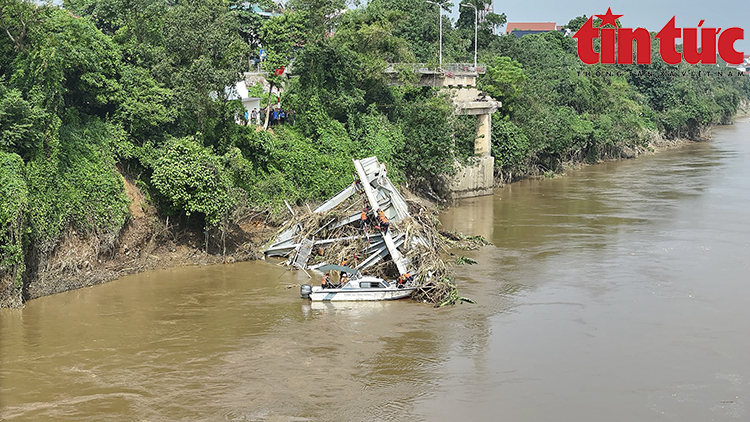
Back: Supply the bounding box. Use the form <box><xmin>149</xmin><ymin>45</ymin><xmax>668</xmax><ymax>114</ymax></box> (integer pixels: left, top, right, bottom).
<box><xmin>384</xmin><ymin>63</ymin><xmax>487</xmax><ymax>75</ymax></box>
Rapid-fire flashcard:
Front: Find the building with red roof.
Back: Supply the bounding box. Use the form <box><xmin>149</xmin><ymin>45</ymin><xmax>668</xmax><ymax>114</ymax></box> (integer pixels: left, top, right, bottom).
<box><xmin>505</xmin><ymin>22</ymin><xmax>559</xmax><ymax>37</ymax></box>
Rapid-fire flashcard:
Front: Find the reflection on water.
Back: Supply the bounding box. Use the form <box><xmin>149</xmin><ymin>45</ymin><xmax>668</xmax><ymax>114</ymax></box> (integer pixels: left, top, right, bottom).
<box><xmin>3</xmin><ymin>122</ymin><xmax>750</xmax><ymax>421</ymax></box>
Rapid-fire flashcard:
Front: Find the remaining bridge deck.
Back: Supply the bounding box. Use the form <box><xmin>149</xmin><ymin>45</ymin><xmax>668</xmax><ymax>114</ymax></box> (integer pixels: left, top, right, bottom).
<box><xmin>384</xmin><ymin>63</ymin><xmax>487</xmax><ymax>87</ymax></box>
<box><xmin>383</xmin><ymin>63</ymin><xmax>486</xmax><ymax>75</ymax></box>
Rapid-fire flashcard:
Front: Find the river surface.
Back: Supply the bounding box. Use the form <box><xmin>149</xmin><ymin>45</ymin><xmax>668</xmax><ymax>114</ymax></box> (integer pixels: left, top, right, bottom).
<box><xmin>2</xmin><ymin>119</ymin><xmax>750</xmax><ymax>421</ymax></box>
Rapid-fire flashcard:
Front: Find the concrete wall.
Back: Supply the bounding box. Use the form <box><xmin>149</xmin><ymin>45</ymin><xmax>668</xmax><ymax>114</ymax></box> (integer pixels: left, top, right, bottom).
<box><xmin>441</xmin><ymin>75</ymin><xmax>476</xmax><ymax>87</ymax></box>
<box><xmin>448</xmin><ymin>156</ymin><xmax>495</xmax><ymax>199</ymax></box>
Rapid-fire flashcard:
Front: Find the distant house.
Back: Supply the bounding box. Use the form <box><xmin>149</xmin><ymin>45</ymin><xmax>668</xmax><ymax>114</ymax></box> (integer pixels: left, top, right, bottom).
<box><xmin>238</xmin><ymin>2</ymin><xmax>283</xmax><ymax>19</ymax></box>
<box><xmin>728</xmin><ymin>54</ymin><xmax>750</xmax><ymax>72</ymax></box>
<box><xmin>232</xmin><ymin>80</ymin><xmax>262</xmax><ymax>125</ymax></box>
<box><xmin>505</xmin><ymin>22</ymin><xmax>561</xmax><ymax>38</ymax></box>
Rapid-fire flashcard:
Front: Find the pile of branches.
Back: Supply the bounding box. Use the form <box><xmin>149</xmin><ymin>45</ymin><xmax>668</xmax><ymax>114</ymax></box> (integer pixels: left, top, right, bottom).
<box><xmin>411</xmin><ymin>276</ymin><xmax>476</xmax><ymax>307</ymax></box>
<box><xmin>272</xmin><ymin>198</ymin><xmax>398</xmax><ymax>279</ymax></box>
<box><xmin>271</xmin><ymin>197</ymin><xmax>488</xmax><ymax>305</ymax></box>
<box><xmin>402</xmin><ymin>201</ymin><xmax>485</xmax><ymax>307</ymax></box>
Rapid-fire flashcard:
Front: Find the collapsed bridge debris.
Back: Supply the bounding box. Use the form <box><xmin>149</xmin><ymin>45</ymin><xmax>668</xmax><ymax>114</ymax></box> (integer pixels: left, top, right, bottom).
<box><xmin>263</xmin><ymin>156</ymin><xmax>486</xmax><ymax>305</ymax></box>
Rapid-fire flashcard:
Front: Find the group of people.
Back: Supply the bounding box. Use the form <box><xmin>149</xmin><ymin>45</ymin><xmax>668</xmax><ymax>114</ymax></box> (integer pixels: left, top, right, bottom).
<box><xmin>396</xmin><ymin>273</ymin><xmax>414</xmax><ymax>288</ymax></box>
<box><xmin>321</xmin><ymin>258</ymin><xmax>354</xmax><ymax>289</ymax></box>
<box><xmin>247</xmin><ymin>107</ymin><xmax>296</xmax><ymax>127</ymax></box>
<box><xmin>321</xmin><ymin>272</ymin><xmax>348</xmax><ymax>289</ymax></box>
<box><xmin>319</xmin><ymin>204</ymin><xmax>408</xmax><ymax>290</ymax></box>
<box><xmin>359</xmin><ymin>206</ymin><xmax>389</xmax><ymax>234</ymax></box>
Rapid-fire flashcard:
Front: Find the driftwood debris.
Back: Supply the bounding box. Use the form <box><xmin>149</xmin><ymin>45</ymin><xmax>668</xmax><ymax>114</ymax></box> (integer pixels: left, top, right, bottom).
<box><xmin>263</xmin><ymin>156</ymin><xmax>488</xmax><ymax>305</ymax></box>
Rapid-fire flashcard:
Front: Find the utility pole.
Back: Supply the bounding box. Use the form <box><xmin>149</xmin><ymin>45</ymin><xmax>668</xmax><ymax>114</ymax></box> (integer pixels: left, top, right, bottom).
<box><xmin>425</xmin><ymin>0</ymin><xmax>446</xmax><ymax>68</ymax></box>
<box><xmin>461</xmin><ymin>2</ymin><xmax>478</xmax><ymax>69</ymax></box>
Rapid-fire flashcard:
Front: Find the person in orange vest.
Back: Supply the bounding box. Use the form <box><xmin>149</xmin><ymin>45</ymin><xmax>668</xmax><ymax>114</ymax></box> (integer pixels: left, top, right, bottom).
<box><xmin>376</xmin><ymin>208</ymin><xmax>389</xmax><ymax>233</ymax></box>
<box><xmin>339</xmin><ymin>258</ymin><xmax>349</xmax><ymax>287</ymax></box>
<box><xmin>340</xmin><ymin>272</ymin><xmax>348</xmax><ymax>287</ymax></box>
<box><xmin>397</xmin><ymin>273</ymin><xmax>413</xmax><ymax>288</ymax></box>
<box><xmin>360</xmin><ymin>208</ymin><xmax>369</xmax><ymax>230</ymax></box>
<box><xmin>321</xmin><ymin>273</ymin><xmax>330</xmax><ymax>289</ymax></box>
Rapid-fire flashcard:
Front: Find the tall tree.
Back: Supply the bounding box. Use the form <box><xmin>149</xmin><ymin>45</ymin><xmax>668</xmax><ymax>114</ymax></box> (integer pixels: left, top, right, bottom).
<box><xmin>367</xmin><ymin>0</ymin><xmax>447</xmax><ymax>63</ymax></box>
<box><xmin>286</xmin><ymin>0</ymin><xmax>345</xmax><ymax>42</ymax></box>
<box><xmin>161</xmin><ymin>0</ymin><xmax>250</xmax><ymax>146</ymax></box>
<box><xmin>0</xmin><ymin>0</ymin><xmax>45</xmax><ymax>53</ymax></box>
<box><xmin>258</xmin><ymin>10</ymin><xmax>306</xmax><ymax>128</ymax></box>
<box><xmin>455</xmin><ymin>0</ymin><xmax>505</xmax><ymax>55</ymax></box>
<box><xmin>229</xmin><ymin>0</ymin><xmax>276</xmax><ymax>48</ymax></box>
<box><xmin>456</xmin><ymin>0</ymin><xmax>505</xmax><ymax>34</ymax></box>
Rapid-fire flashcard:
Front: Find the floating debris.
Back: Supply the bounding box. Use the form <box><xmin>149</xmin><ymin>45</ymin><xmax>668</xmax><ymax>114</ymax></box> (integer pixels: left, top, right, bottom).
<box><xmin>454</xmin><ymin>256</ymin><xmax>478</xmax><ymax>265</ymax></box>
<box><xmin>263</xmin><ymin>156</ymin><xmax>488</xmax><ymax>305</ymax></box>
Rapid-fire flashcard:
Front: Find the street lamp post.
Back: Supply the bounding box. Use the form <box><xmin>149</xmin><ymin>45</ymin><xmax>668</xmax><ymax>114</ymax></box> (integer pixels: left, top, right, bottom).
<box><xmin>461</xmin><ymin>2</ymin><xmax>478</xmax><ymax>69</ymax></box>
<box><xmin>425</xmin><ymin>0</ymin><xmax>445</xmax><ymax>68</ymax></box>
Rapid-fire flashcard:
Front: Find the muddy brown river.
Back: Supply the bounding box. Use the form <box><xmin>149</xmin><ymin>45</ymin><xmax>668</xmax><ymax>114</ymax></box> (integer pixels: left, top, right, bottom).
<box><xmin>3</xmin><ymin>119</ymin><xmax>750</xmax><ymax>421</ymax></box>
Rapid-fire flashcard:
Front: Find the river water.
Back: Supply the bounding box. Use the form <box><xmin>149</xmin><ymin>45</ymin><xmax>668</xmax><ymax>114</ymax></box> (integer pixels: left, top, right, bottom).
<box><xmin>2</xmin><ymin>118</ymin><xmax>750</xmax><ymax>421</ymax></box>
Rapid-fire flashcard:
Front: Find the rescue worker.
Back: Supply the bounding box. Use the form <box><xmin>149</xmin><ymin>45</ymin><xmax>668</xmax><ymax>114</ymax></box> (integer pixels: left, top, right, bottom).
<box><xmin>360</xmin><ymin>208</ymin><xmax>369</xmax><ymax>230</ymax></box>
<box><xmin>340</xmin><ymin>272</ymin><xmax>349</xmax><ymax>286</ymax></box>
<box><xmin>321</xmin><ymin>273</ymin><xmax>330</xmax><ymax>289</ymax></box>
<box><xmin>339</xmin><ymin>258</ymin><xmax>349</xmax><ymax>286</ymax></box>
<box><xmin>376</xmin><ymin>208</ymin><xmax>389</xmax><ymax>234</ymax></box>
<box><xmin>397</xmin><ymin>273</ymin><xmax>413</xmax><ymax>288</ymax></box>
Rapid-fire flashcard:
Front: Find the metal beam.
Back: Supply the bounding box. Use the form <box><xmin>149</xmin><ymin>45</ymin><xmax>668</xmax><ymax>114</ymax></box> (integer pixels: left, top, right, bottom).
<box><xmin>313</xmin><ymin>184</ymin><xmax>357</xmax><ymax>213</ymax></box>
<box><xmin>353</xmin><ymin>159</ymin><xmax>409</xmax><ymax>274</ymax></box>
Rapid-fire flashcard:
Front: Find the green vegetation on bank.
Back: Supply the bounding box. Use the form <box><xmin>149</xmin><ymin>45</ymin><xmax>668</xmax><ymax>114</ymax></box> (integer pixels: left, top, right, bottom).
<box><xmin>1</xmin><ymin>0</ymin><xmax>749</xmax><ymax>306</ymax></box>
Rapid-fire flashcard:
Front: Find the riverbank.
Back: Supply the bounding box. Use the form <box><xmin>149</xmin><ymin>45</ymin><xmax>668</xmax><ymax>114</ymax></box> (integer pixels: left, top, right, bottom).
<box><xmin>496</xmin><ymin>99</ymin><xmax>750</xmax><ymax>186</ymax></box>
<box><xmin>6</xmin><ymin>174</ymin><xmax>275</xmax><ymax>307</ymax></box>
<box><xmin>3</xmin><ymin>108</ymin><xmax>748</xmax><ymax>308</ymax></box>
<box><xmin>537</xmin><ymin>102</ymin><xmax>750</xmax><ymax>183</ymax></box>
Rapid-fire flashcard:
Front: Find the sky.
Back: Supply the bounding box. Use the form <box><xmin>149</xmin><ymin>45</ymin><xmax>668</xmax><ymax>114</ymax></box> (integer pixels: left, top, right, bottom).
<box><xmin>448</xmin><ymin>0</ymin><xmax>750</xmax><ymax>54</ymax></box>
<box><xmin>49</xmin><ymin>0</ymin><xmax>749</xmax><ymax>55</ymax></box>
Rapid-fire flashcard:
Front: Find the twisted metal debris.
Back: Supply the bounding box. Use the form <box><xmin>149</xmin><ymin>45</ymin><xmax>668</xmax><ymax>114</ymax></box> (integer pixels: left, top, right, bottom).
<box><xmin>263</xmin><ymin>156</ymin><xmax>487</xmax><ymax>305</ymax></box>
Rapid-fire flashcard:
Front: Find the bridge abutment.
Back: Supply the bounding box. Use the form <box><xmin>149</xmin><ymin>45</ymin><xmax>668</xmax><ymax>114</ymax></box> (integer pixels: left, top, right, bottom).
<box><xmin>384</xmin><ymin>64</ymin><xmax>501</xmax><ymax>199</ymax></box>
<box><xmin>449</xmin><ymin>88</ymin><xmax>500</xmax><ymax>199</ymax></box>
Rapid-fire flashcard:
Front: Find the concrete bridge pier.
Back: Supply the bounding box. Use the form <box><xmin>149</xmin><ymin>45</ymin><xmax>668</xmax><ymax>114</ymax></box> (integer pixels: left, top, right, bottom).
<box><xmin>448</xmin><ymin>88</ymin><xmax>501</xmax><ymax>199</ymax></box>
<box><xmin>382</xmin><ymin>64</ymin><xmax>501</xmax><ymax>199</ymax></box>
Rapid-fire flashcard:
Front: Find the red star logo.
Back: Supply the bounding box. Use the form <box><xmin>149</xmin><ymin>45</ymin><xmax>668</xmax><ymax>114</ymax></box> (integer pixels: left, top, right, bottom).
<box><xmin>595</xmin><ymin>7</ymin><xmax>623</xmax><ymax>28</ymax></box>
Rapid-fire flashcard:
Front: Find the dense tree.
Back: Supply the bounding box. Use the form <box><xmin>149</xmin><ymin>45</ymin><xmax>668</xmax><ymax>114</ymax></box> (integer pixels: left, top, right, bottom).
<box><xmin>151</xmin><ymin>137</ymin><xmax>235</xmax><ymax>226</ymax></box>
<box><xmin>456</xmin><ymin>0</ymin><xmax>506</xmax><ymax>53</ymax></box>
<box><xmin>479</xmin><ymin>56</ymin><xmax>526</xmax><ymax>115</ymax></box>
<box><xmin>564</xmin><ymin>15</ymin><xmax>588</xmax><ymax>32</ymax></box>
<box><xmin>286</xmin><ymin>0</ymin><xmax>345</xmax><ymax>42</ymax></box>
<box><xmin>0</xmin><ymin>85</ymin><xmax>46</xmax><ymax>160</ymax></box>
<box><xmin>229</xmin><ymin>0</ymin><xmax>276</xmax><ymax>48</ymax></box>
<box><xmin>258</xmin><ymin>10</ymin><xmax>307</xmax><ymax>127</ymax></box>
<box><xmin>367</xmin><ymin>0</ymin><xmax>448</xmax><ymax>63</ymax></box>
<box><xmin>0</xmin><ymin>150</ymin><xmax>27</xmax><ymax>307</ymax></box>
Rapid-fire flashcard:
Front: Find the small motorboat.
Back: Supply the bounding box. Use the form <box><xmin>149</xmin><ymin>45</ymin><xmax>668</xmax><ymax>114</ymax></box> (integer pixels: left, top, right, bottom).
<box><xmin>300</xmin><ymin>264</ymin><xmax>416</xmax><ymax>302</ymax></box>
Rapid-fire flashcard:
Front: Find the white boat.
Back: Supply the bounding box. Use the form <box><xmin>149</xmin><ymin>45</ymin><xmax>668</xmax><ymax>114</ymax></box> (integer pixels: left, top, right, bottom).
<box><xmin>300</xmin><ymin>265</ymin><xmax>416</xmax><ymax>302</ymax></box>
